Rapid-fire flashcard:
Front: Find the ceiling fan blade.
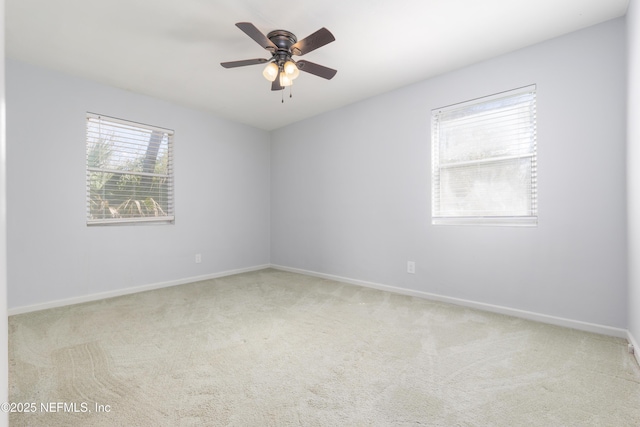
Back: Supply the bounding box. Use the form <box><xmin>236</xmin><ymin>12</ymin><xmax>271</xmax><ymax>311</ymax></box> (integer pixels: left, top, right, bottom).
<box><xmin>296</xmin><ymin>60</ymin><xmax>337</xmax><ymax>80</ymax></box>
<box><xmin>236</xmin><ymin>22</ymin><xmax>278</xmax><ymax>52</ymax></box>
<box><xmin>271</xmin><ymin>79</ymin><xmax>283</xmax><ymax>91</ymax></box>
<box><xmin>220</xmin><ymin>58</ymin><xmax>268</xmax><ymax>68</ymax></box>
<box><xmin>291</xmin><ymin>28</ymin><xmax>335</xmax><ymax>56</ymax></box>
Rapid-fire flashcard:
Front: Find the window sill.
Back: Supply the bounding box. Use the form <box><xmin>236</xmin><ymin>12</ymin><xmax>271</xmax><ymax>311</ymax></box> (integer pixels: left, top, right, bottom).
<box><xmin>87</xmin><ymin>216</ymin><xmax>175</xmax><ymax>226</ymax></box>
<box><xmin>432</xmin><ymin>216</ymin><xmax>537</xmax><ymax>227</ymax></box>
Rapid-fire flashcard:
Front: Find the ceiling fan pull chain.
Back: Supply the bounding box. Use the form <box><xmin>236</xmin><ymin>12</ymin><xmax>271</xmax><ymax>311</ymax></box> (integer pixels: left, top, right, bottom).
<box><xmin>281</xmin><ymin>90</ymin><xmax>284</xmax><ymax>103</ymax></box>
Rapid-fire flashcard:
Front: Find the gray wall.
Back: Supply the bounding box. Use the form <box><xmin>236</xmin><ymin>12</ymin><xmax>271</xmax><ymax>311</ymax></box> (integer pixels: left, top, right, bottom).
<box><xmin>0</xmin><ymin>0</ymin><xmax>8</xmax><ymax>418</ymax></box>
<box><xmin>6</xmin><ymin>59</ymin><xmax>271</xmax><ymax>309</ymax></box>
<box><xmin>271</xmin><ymin>18</ymin><xmax>628</xmax><ymax>329</ymax></box>
<box><xmin>628</xmin><ymin>0</ymin><xmax>640</xmax><ymax>348</ymax></box>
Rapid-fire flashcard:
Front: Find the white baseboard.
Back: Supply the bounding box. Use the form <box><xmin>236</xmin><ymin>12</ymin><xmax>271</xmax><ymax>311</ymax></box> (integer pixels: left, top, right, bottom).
<box><xmin>628</xmin><ymin>331</ymin><xmax>640</xmax><ymax>366</ymax></box>
<box><xmin>10</xmin><ymin>263</ymin><xmax>631</xmax><ymax>343</ymax></box>
<box><xmin>8</xmin><ymin>264</ymin><xmax>271</xmax><ymax>316</ymax></box>
<box><xmin>271</xmin><ymin>264</ymin><xmax>629</xmax><ymax>339</ymax></box>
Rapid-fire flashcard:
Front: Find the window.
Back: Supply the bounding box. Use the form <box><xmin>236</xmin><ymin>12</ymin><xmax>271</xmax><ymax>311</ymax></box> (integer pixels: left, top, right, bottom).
<box><xmin>86</xmin><ymin>113</ymin><xmax>174</xmax><ymax>225</ymax></box>
<box><xmin>431</xmin><ymin>85</ymin><xmax>537</xmax><ymax>226</ymax></box>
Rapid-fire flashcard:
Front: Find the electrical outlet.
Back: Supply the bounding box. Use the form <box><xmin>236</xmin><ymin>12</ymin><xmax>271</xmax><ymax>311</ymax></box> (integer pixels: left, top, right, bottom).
<box><xmin>195</xmin><ymin>253</ymin><xmax>202</xmax><ymax>264</ymax></box>
<box><xmin>407</xmin><ymin>261</ymin><xmax>415</xmax><ymax>274</ymax></box>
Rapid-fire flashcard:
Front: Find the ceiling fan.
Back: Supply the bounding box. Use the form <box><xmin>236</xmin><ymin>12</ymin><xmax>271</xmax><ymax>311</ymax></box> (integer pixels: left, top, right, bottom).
<box><xmin>221</xmin><ymin>22</ymin><xmax>337</xmax><ymax>93</ymax></box>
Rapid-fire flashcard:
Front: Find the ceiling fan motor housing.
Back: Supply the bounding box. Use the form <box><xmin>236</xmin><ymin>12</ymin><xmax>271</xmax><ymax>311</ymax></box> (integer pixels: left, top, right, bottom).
<box><xmin>267</xmin><ymin>30</ymin><xmax>299</xmax><ymax>64</ymax></box>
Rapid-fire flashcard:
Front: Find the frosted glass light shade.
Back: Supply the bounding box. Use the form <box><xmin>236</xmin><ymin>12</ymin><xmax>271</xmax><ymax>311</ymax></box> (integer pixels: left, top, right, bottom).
<box><xmin>284</xmin><ymin>61</ymin><xmax>300</xmax><ymax>79</ymax></box>
<box><xmin>279</xmin><ymin>72</ymin><xmax>293</xmax><ymax>87</ymax></box>
<box><xmin>262</xmin><ymin>62</ymin><xmax>279</xmax><ymax>82</ymax></box>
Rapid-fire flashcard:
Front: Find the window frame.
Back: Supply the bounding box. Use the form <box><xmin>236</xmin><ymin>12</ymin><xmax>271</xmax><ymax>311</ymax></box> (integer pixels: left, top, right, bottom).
<box><xmin>86</xmin><ymin>113</ymin><xmax>175</xmax><ymax>226</ymax></box>
<box><xmin>431</xmin><ymin>85</ymin><xmax>537</xmax><ymax>227</ymax></box>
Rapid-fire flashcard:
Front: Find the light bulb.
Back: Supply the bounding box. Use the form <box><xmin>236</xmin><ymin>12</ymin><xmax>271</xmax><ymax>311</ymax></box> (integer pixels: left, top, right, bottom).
<box><xmin>262</xmin><ymin>62</ymin><xmax>279</xmax><ymax>82</ymax></box>
<box><xmin>279</xmin><ymin>72</ymin><xmax>293</xmax><ymax>87</ymax></box>
<box><xmin>284</xmin><ymin>61</ymin><xmax>300</xmax><ymax>80</ymax></box>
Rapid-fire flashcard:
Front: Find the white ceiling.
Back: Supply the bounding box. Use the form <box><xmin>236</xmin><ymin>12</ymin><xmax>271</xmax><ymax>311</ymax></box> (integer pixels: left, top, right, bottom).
<box><xmin>6</xmin><ymin>0</ymin><xmax>629</xmax><ymax>131</ymax></box>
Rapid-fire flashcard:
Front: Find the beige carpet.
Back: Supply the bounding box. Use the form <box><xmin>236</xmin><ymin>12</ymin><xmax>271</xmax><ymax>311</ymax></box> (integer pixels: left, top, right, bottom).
<box><xmin>8</xmin><ymin>268</ymin><xmax>640</xmax><ymax>426</ymax></box>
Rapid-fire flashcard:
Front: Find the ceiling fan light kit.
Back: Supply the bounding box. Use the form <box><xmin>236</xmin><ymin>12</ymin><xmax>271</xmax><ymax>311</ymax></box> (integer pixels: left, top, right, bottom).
<box><xmin>221</xmin><ymin>22</ymin><xmax>337</xmax><ymax>101</ymax></box>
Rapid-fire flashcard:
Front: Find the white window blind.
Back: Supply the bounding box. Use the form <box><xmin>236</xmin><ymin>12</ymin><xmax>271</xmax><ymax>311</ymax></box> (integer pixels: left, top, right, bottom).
<box><xmin>86</xmin><ymin>113</ymin><xmax>174</xmax><ymax>225</ymax></box>
<box><xmin>431</xmin><ymin>85</ymin><xmax>537</xmax><ymax>226</ymax></box>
